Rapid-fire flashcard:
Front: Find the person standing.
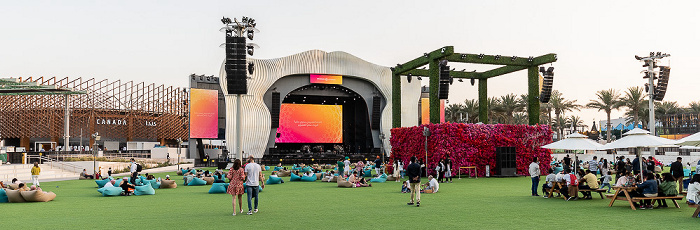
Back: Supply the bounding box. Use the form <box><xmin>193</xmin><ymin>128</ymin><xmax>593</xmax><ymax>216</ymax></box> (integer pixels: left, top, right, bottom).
<box><xmin>392</xmin><ymin>159</ymin><xmax>401</xmax><ymax>182</ymax></box>
<box><xmin>373</xmin><ymin>156</ymin><xmax>382</xmax><ymax>176</ymax></box>
<box><xmin>30</xmin><ymin>162</ymin><xmax>41</xmax><ymax>187</ymax></box>
<box><xmin>406</xmin><ymin>156</ymin><xmax>421</xmax><ymax>207</ymax></box>
<box><xmin>226</xmin><ymin>159</ymin><xmax>245</xmax><ymax>216</ymax></box>
<box><xmin>436</xmin><ymin>160</ymin><xmax>446</xmax><ymax>183</ymax></box>
<box><xmin>615</xmin><ymin>156</ymin><xmax>626</xmax><ymax>184</ymax></box>
<box><xmin>529</xmin><ymin>157</ymin><xmax>541</xmax><ymax>196</ymax></box>
<box><xmin>444</xmin><ymin>156</ymin><xmax>453</xmax><ymax>183</ymax></box>
<box><xmin>670</xmin><ymin>157</ymin><xmax>684</xmax><ymax>193</ymax></box>
<box><xmin>130</xmin><ymin>158</ymin><xmax>138</xmax><ymax>185</ymax></box>
<box><xmin>343</xmin><ymin>157</ymin><xmax>351</xmax><ymax>177</ymax></box>
<box><xmin>244</xmin><ymin>156</ymin><xmax>264</xmax><ymax>215</ymax></box>
<box><xmin>588</xmin><ymin>156</ymin><xmax>598</xmax><ymax>175</ymax></box>
<box><xmin>563</xmin><ymin>154</ymin><xmax>571</xmax><ymax>171</ymax></box>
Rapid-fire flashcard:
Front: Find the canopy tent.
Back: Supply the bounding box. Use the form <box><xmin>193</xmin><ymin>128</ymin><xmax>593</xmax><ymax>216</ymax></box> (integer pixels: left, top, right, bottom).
<box><xmin>675</xmin><ymin>132</ymin><xmax>700</xmax><ymax>147</ymax></box>
<box><xmin>601</xmin><ymin>128</ymin><xmax>677</xmax><ymax>175</ymax></box>
<box><xmin>541</xmin><ymin>132</ymin><xmax>603</xmax><ymax>170</ymax></box>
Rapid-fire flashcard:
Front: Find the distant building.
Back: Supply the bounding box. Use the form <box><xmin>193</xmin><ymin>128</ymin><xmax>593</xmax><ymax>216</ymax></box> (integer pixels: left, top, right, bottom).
<box><xmin>598</xmin><ymin>117</ymin><xmax>641</xmax><ymax>131</ymax></box>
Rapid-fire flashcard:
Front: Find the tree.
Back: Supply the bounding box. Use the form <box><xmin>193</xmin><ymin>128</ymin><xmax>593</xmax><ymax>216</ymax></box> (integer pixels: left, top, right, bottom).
<box><xmin>586</xmin><ymin>89</ymin><xmax>623</xmax><ymax>143</ymax></box>
<box><xmin>445</xmin><ymin>103</ymin><xmax>465</xmax><ymax>123</ymax></box>
<box><xmin>620</xmin><ymin>86</ymin><xmax>646</xmax><ymax>128</ymax></box>
<box><xmin>550</xmin><ymin>90</ymin><xmax>581</xmax><ymax>137</ymax></box>
<box><xmin>552</xmin><ymin>116</ymin><xmax>570</xmax><ymax>140</ymax></box>
<box><xmin>487</xmin><ymin>97</ymin><xmax>504</xmax><ymax>124</ymax></box>
<box><xmin>463</xmin><ymin>99</ymin><xmax>479</xmax><ymax>123</ymax></box>
<box><xmin>493</xmin><ymin>93</ymin><xmax>521</xmax><ymax>124</ymax></box>
<box><xmin>655</xmin><ymin>101</ymin><xmax>681</xmax><ymax>118</ymax></box>
<box><xmin>568</xmin><ymin>115</ymin><xmax>586</xmax><ymax>133</ymax></box>
<box><xmin>688</xmin><ymin>101</ymin><xmax>700</xmax><ymax>114</ymax></box>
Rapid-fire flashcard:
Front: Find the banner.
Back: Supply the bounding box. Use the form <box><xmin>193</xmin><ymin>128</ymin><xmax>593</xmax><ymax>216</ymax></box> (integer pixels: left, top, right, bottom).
<box><xmin>276</xmin><ymin>104</ymin><xmax>343</xmax><ymax>143</ymax></box>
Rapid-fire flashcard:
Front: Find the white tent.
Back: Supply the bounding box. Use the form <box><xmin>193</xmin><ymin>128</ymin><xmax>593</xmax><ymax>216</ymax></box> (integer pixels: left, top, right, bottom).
<box><xmin>602</xmin><ymin>128</ymin><xmax>677</xmax><ymax>174</ymax></box>
<box><xmin>676</xmin><ymin>132</ymin><xmax>700</xmax><ymax>147</ymax></box>
<box><xmin>542</xmin><ymin>133</ymin><xmax>603</xmax><ymax>170</ymax></box>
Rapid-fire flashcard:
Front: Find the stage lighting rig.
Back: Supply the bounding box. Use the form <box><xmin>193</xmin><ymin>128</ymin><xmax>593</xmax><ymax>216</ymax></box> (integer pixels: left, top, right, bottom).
<box><xmin>634</xmin><ymin>51</ymin><xmax>670</xmax><ymax>142</ymax></box>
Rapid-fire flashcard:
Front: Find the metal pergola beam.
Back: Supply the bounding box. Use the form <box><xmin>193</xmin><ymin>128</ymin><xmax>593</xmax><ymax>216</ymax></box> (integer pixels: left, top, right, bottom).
<box><xmin>445</xmin><ymin>53</ymin><xmax>557</xmax><ymax>67</ymax></box>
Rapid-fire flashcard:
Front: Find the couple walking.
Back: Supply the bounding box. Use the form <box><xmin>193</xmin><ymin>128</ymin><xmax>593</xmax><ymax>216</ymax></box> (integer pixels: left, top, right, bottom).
<box><xmin>227</xmin><ymin>156</ymin><xmax>265</xmax><ymax>216</ymax></box>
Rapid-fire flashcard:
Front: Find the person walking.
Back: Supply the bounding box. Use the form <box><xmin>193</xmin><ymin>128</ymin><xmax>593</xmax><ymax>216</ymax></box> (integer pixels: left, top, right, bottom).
<box><xmin>244</xmin><ymin>156</ymin><xmax>264</xmax><ymax>215</ymax></box>
<box><xmin>670</xmin><ymin>157</ymin><xmax>684</xmax><ymax>193</ymax></box>
<box><xmin>226</xmin><ymin>159</ymin><xmax>245</xmax><ymax>216</ymax></box>
<box><xmin>529</xmin><ymin>157</ymin><xmax>541</xmax><ymax>196</ymax></box>
<box><xmin>30</xmin><ymin>162</ymin><xmax>41</xmax><ymax>187</ymax></box>
<box><xmin>130</xmin><ymin>158</ymin><xmax>138</xmax><ymax>185</ymax></box>
<box><xmin>392</xmin><ymin>159</ymin><xmax>401</xmax><ymax>182</ymax></box>
<box><xmin>343</xmin><ymin>156</ymin><xmax>351</xmax><ymax>177</ymax></box>
<box><xmin>406</xmin><ymin>156</ymin><xmax>422</xmax><ymax>207</ymax></box>
<box><xmin>374</xmin><ymin>156</ymin><xmax>382</xmax><ymax>176</ymax></box>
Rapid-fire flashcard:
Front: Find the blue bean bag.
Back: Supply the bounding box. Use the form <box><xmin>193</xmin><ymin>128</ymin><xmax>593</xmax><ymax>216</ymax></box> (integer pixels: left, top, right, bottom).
<box><xmin>101</xmin><ymin>187</ymin><xmax>124</xmax><ymax>197</ymax></box>
<box><xmin>274</xmin><ymin>166</ymin><xmax>284</xmax><ymax>171</ymax></box>
<box><xmin>208</xmin><ymin>183</ymin><xmax>229</xmax><ymax>194</ymax></box>
<box><xmin>0</xmin><ymin>189</ymin><xmax>9</xmax><ymax>203</ymax></box>
<box><xmin>134</xmin><ymin>184</ymin><xmax>156</xmax><ymax>196</ymax></box>
<box><xmin>243</xmin><ymin>184</ymin><xmax>263</xmax><ymax>193</ymax></box>
<box><xmin>266</xmin><ymin>176</ymin><xmax>283</xmax><ymax>184</ymax></box>
<box><xmin>139</xmin><ymin>176</ymin><xmax>147</xmax><ymax>181</ymax></box>
<box><xmin>190</xmin><ymin>169</ymin><xmax>197</xmax><ymax>174</ymax></box>
<box><xmin>96</xmin><ymin>178</ymin><xmax>112</xmax><ymax>188</ymax></box>
<box><xmin>684</xmin><ymin>169</ymin><xmax>691</xmax><ymax>177</ymax></box>
<box><xmin>369</xmin><ymin>177</ymin><xmax>387</xmax><ymax>183</ymax></box>
<box><xmin>301</xmin><ymin>175</ymin><xmax>317</xmax><ymax>182</ymax></box>
<box><xmin>181</xmin><ymin>169</ymin><xmax>189</xmax><ymax>175</ymax></box>
<box><xmin>363</xmin><ymin>169</ymin><xmax>372</xmax><ymax>177</ymax></box>
<box><xmin>150</xmin><ymin>181</ymin><xmax>161</xmax><ymax>189</ymax></box>
<box><xmin>290</xmin><ymin>173</ymin><xmax>301</xmax><ymax>181</ymax></box>
<box><xmin>265</xmin><ymin>166</ymin><xmax>270</xmax><ymax>171</ymax></box>
<box><xmin>188</xmin><ymin>177</ymin><xmax>207</xmax><ymax>186</ymax></box>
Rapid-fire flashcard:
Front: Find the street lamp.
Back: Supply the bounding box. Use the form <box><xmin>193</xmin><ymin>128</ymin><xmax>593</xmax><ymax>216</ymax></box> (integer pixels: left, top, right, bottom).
<box><xmin>91</xmin><ymin>132</ymin><xmax>100</xmax><ymax>176</ymax></box>
<box><xmin>177</xmin><ymin>138</ymin><xmax>182</xmax><ymax>171</ymax></box>
<box><xmin>379</xmin><ymin>133</ymin><xmax>385</xmax><ymax>174</ymax></box>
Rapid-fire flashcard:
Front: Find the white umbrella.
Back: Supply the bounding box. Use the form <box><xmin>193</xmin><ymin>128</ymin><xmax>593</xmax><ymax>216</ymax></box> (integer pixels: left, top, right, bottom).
<box><xmin>542</xmin><ymin>133</ymin><xmax>603</xmax><ymax>171</ymax></box>
<box><xmin>601</xmin><ymin>128</ymin><xmax>677</xmax><ymax>174</ymax></box>
<box><xmin>676</xmin><ymin>132</ymin><xmax>700</xmax><ymax>147</ymax></box>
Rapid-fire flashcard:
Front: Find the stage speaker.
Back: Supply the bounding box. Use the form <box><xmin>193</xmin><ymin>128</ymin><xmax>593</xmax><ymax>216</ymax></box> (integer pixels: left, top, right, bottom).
<box><xmin>438</xmin><ymin>63</ymin><xmax>450</xmax><ymax>99</ymax></box>
<box><xmin>653</xmin><ymin>66</ymin><xmax>670</xmax><ymax>101</ymax></box>
<box><xmin>539</xmin><ymin>67</ymin><xmax>554</xmax><ymax>103</ymax></box>
<box><xmin>495</xmin><ymin>146</ymin><xmax>517</xmax><ymax>176</ymax></box>
<box><xmin>225</xmin><ymin>36</ymin><xmax>248</xmax><ymax>94</ymax></box>
<box><xmin>271</xmin><ymin>92</ymin><xmax>280</xmax><ymax>128</ymax></box>
<box><xmin>371</xmin><ymin>96</ymin><xmax>381</xmax><ymax>130</ymax></box>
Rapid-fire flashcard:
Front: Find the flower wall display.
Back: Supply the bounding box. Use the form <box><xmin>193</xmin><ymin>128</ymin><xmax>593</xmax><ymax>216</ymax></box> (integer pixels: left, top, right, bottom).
<box><xmin>390</xmin><ymin>123</ymin><xmax>552</xmax><ymax>177</ymax></box>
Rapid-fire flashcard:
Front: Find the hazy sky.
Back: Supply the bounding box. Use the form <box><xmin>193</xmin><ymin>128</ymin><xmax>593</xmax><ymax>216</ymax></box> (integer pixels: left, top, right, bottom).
<box><xmin>2</xmin><ymin>0</ymin><xmax>699</xmax><ymax>128</ymax></box>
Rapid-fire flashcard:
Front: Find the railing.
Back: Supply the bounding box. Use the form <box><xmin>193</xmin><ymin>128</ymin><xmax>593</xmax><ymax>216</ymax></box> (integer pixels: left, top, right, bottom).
<box><xmin>26</xmin><ymin>155</ymin><xmax>82</xmax><ymax>174</ymax></box>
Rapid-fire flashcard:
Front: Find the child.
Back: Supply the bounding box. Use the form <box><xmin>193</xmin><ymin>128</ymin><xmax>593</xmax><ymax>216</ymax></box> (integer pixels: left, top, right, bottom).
<box><xmin>108</xmin><ymin>167</ymin><xmax>113</xmax><ymax>177</ymax></box>
<box><xmin>401</xmin><ymin>180</ymin><xmax>411</xmax><ymax>193</ymax></box>
<box><xmin>600</xmin><ymin>171</ymin><xmax>613</xmax><ymax>193</ymax></box>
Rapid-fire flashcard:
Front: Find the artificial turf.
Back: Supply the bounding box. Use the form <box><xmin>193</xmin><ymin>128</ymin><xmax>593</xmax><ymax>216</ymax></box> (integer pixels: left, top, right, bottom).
<box><xmin>3</xmin><ymin>169</ymin><xmax>699</xmax><ymax>229</ymax></box>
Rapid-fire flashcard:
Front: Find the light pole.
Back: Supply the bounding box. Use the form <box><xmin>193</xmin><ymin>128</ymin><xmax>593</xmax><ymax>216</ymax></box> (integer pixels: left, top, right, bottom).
<box><xmin>379</xmin><ymin>133</ymin><xmax>385</xmax><ymax>174</ymax></box>
<box><xmin>177</xmin><ymin>138</ymin><xmax>182</xmax><ymax>171</ymax></box>
<box><xmin>91</xmin><ymin>132</ymin><xmax>100</xmax><ymax>175</ymax></box>
<box><xmin>634</xmin><ymin>52</ymin><xmax>670</xmax><ymax>164</ymax></box>
<box><xmin>422</xmin><ymin>126</ymin><xmax>430</xmax><ymax>177</ymax></box>
<box><xmin>221</xmin><ymin>16</ymin><xmax>258</xmax><ymax>162</ymax></box>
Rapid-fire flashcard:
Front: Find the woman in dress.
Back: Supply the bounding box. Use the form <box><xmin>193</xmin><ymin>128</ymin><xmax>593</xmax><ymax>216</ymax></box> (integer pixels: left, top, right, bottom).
<box><xmin>393</xmin><ymin>159</ymin><xmax>401</xmax><ymax>182</ymax></box>
<box><xmin>226</xmin><ymin>159</ymin><xmax>245</xmax><ymax>216</ymax></box>
<box><xmin>444</xmin><ymin>156</ymin><xmax>453</xmax><ymax>183</ymax></box>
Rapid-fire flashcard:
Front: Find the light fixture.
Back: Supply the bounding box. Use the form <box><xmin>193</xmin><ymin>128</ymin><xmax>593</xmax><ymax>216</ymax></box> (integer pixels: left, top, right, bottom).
<box><xmin>417</xmin><ymin>76</ymin><xmax>423</xmax><ymax>81</ymax></box>
<box><xmin>247</xmin><ymin>29</ymin><xmax>254</xmax><ymax>40</ymax></box>
<box><xmin>528</xmin><ymin>56</ymin><xmax>533</xmax><ymax>62</ymax></box>
<box><xmin>478</xmin><ymin>53</ymin><xmax>484</xmax><ymax>59</ymax></box>
<box><xmin>461</xmin><ymin>54</ymin><xmax>467</xmax><ymax>59</ymax></box>
<box><xmin>221</xmin><ymin>17</ymin><xmax>232</xmax><ymax>24</ymax></box>
<box><xmin>511</xmin><ymin>56</ymin><xmax>517</xmax><ymax>61</ymax></box>
<box><xmin>424</xmin><ymin>53</ymin><xmax>429</xmax><ymax>58</ymax></box>
<box><xmin>248</xmin><ymin>62</ymin><xmax>255</xmax><ymax>74</ymax></box>
<box><xmin>470</xmin><ymin>78</ymin><xmax>475</xmax><ymax>86</ymax></box>
<box><xmin>495</xmin><ymin>55</ymin><xmax>501</xmax><ymax>60</ymax></box>
<box><xmin>461</xmin><ymin>69</ymin><xmax>466</xmax><ymax>71</ymax></box>
<box><xmin>247</xmin><ymin>45</ymin><xmax>254</xmax><ymax>55</ymax></box>
<box><xmin>241</xmin><ymin>16</ymin><xmax>248</xmax><ymax>23</ymax></box>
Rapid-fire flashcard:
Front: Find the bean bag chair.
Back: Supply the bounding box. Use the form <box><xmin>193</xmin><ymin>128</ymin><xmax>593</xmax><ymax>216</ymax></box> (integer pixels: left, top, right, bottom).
<box><xmin>190</xmin><ymin>169</ymin><xmax>197</xmax><ymax>174</ymax></box>
<box><xmin>277</xmin><ymin>170</ymin><xmax>291</xmax><ymax>177</ymax></box>
<box><xmin>181</xmin><ymin>169</ymin><xmax>189</xmax><ymax>175</ymax></box>
<box><xmin>6</xmin><ymin>189</ymin><xmax>26</xmax><ymax>203</ymax></box>
<box><xmin>96</xmin><ymin>178</ymin><xmax>112</xmax><ymax>188</ymax></box>
<box><xmin>150</xmin><ymin>181</ymin><xmax>161</xmax><ymax>189</ymax></box>
<box><xmin>202</xmin><ymin>177</ymin><xmax>215</xmax><ymax>185</ymax></box>
<box><xmin>134</xmin><ymin>184</ymin><xmax>156</xmax><ymax>196</ymax></box>
<box><xmin>301</xmin><ymin>175</ymin><xmax>317</xmax><ymax>182</ymax></box>
<box><xmin>160</xmin><ymin>180</ymin><xmax>177</xmax><ymax>189</ymax></box>
<box><xmin>369</xmin><ymin>177</ymin><xmax>387</xmax><ymax>183</ymax></box>
<box><xmin>330</xmin><ymin>176</ymin><xmax>338</xmax><ymax>182</ymax></box>
<box><xmin>337</xmin><ymin>179</ymin><xmax>353</xmax><ymax>188</ymax></box>
<box><xmin>8</xmin><ymin>184</ymin><xmax>19</xmax><ymax>190</ymax></box>
<box><xmin>265</xmin><ymin>166</ymin><xmax>270</xmax><ymax>171</ymax></box>
<box><xmin>684</xmin><ymin>169</ymin><xmax>691</xmax><ymax>177</ymax></box>
<box><xmin>177</xmin><ymin>170</ymin><xmax>183</xmax><ymax>176</ymax></box>
<box><xmin>139</xmin><ymin>176</ymin><xmax>147</xmax><ymax>182</ymax></box>
<box><xmin>363</xmin><ymin>169</ymin><xmax>372</xmax><ymax>177</ymax></box>
<box><xmin>0</xmin><ymin>189</ymin><xmax>8</xmax><ymax>203</ymax></box>
<box><xmin>274</xmin><ymin>166</ymin><xmax>284</xmax><ymax>171</ymax></box>
<box><xmin>387</xmin><ymin>175</ymin><xmax>397</xmax><ymax>181</ymax></box>
<box><xmin>290</xmin><ymin>173</ymin><xmax>301</xmax><ymax>181</ymax></box>
<box><xmin>266</xmin><ymin>177</ymin><xmax>283</xmax><ymax>185</ymax></box>
<box><xmin>321</xmin><ymin>177</ymin><xmax>330</xmax><ymax>182</ymax></box>
<box><xmin>21</xmin><ymin>190</ymin><xmax>57</xmax><ymax>202</ymax></box>
<box><xmin>209</xmin><ymin>183</ymin><xmax>229</xmax><ymax>194</ymax></box>
<box><xmin>315</xmin><ymin>172</ymin><xmax>325</xmax><ymax>180</ymax></box>
<box><xmin>188</xmin><ymin>177</ymin><xmax>207</xmax><ymax>186</ymax></box>
<box><xmin>101</xmin><ymin>187</ymin><xmax>124</xmax><ymax>196</ymax></box>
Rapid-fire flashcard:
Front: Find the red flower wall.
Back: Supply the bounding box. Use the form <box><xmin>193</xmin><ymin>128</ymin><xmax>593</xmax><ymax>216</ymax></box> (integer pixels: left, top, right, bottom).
<box><xmin>390</xmin><ymin>123</ymin><xmax>552</xmax><ymax>177</ymax></box>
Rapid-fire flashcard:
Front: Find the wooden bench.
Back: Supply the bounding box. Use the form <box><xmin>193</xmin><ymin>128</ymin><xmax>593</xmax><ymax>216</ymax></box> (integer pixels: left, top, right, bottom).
<box><xmin>628</xmin><ymin>196</ymin><xmax>685</xmax><ymax>209</ymax></box>
<box><xmin>688</xmin><ymin>202</ymin><xmax>700</xmax><ymax>218</ymax></box>
<box><xmin>578</xmin><ymin>188</ymin><xmax>607</xmax><ymax>199</ymax></box>
<box><xmin>606</xmin><ymin>188</ymin><xmax>685</xmax><ymax>210</ymax></box>
<box><xmin>546</xmin><ymin>182</ymin><xmax>565</xmax><ymax>199</ymax></box>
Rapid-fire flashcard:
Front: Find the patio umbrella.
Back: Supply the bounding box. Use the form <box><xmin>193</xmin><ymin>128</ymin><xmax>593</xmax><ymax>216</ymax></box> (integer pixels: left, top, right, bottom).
<box><xmin>601</xmin><ymin>128</ymin><xmax>677</xmax><ymax>175</ymax></box>
<box><xmin>675</xmin><ymin>132</ymin><xmax>700</xmax><ymax>147</ymax></box>
<box><xmin>542</xmin><ymin>132</ymin><xmax>603</xmax><ymax>170</ymax></box>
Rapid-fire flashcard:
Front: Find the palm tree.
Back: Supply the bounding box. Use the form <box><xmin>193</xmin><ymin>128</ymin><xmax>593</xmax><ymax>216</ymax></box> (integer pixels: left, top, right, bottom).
<box><xmin>463</xmin><ymin>99</ymin><xmax>479</xmax><ymax>123</ymax></box>
<box><xmin>487</xmin><ymin>97</ymin><xmax>504</xmax><ymax>124</ymax></box>
<box><xmin>551</xmin><ymin>91</ymin><xmax>581</xmax><ymax>133</ymax></box>
<box><xmin>688</xmin><ymin>101</ymin><xmax>700</xmax><ymax>114</ymax></box>
<box><xmin>553</xmin><ymin>116</ymin><xmax>570</xmax><ymax>140</ymax></box>
<box><xmin>513</xmin><ymin>112</ymin><xmax>528</xmax><ymax>125</ymax></box>
<box><xmin>445</xmin><ymin>103</ymin><xmax>465</xmax><ymax>123</ymax></box>
<box><xmin>620</xmin><ymin>86</ymin><xmax>646</xmax><ymax>128</ymax></box>
<box><xmin>656</xmin><ymin>101</ymin><xmax>681</xmax><ymax>118</ymax></box>
<box><xmin>493</xmin><ymin>94</ymin><xmax>521</xmax><ymax>124</ymax></box>
<box><xmin>586</xmin><ymin>89</ymin><xmax>623</xmax><ymax>143</ymax></box>
<box><xmin>568</xmin><ymin>115</ymin><xmax>586</xmax><ymax>133</ymax></box>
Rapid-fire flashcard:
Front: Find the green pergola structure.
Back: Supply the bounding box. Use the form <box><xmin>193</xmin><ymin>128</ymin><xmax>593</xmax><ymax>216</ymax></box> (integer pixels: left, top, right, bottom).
<box><xmin>391</xmin><ymin>46</ymin><xmax>557</xmax><ymax>128</ymax></box>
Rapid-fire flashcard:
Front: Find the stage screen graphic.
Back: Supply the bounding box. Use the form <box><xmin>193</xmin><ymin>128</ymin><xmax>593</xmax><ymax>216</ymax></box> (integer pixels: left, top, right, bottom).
<box><xmin>189</xmin><ymin>88</ymin><xmax>219</xmax><ymax>138</ymax></box>
<box><xmin>276</xmin><ymin>104</ymin><xmax>343</xmax><ymax>143</ymax></box>
<box><xmin>310</xmin><ymin>74</ymin><xmax>342</xmax><ymax>84</ymax></box>
<box><xmin>421</xmin><ymin>98</ymin><xmax>445</xmax><ymax>125</ymax></box>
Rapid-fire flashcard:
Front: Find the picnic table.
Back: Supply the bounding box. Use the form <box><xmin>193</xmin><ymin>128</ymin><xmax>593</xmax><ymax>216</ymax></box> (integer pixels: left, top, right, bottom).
<box><xmin>458</xmin><ymin>166</ymin><xmax>477</xmax><ymax>179</ymax></box>
<box><xmin>607</xmin><ymin>186</ymin><xmax>684</xmax><ymax>210</ymax></box>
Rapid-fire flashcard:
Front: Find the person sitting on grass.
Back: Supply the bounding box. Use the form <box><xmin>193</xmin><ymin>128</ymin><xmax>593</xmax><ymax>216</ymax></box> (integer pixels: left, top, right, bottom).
<box><xmin>17</xmin><ymin>183</ymin><xmax>30</xmax><ymax>192</ymax></box>
<box><xmin>600</xmin><ymin>171</ymin><xmax>613</xmax><ymax>193</ymax></box>
<box><xmin>421</xmin><ymin>175</ymin><xmax>439</xmax><ymax>193</ymax></box>
<box><xmin>633</xmin><ymin>173</ymin><xmax>658</xmax><ymax>210</ymax></box>
<box><xmin>184</xmin><ymin>173</ymin><xmax>194</xmax><ymax>185</ymax></box>
<box><xmin>401</xmin><ymin>180</ymin><xmax>411</xmax><ymax>193</ymax></box>
<box><xmin>323</xmin><ymin>171</ymin><xmax>335</xmax><ymax>182</ymax></box>
<box><xmin>103</xmin><ymin>179</ymin><xmax>116</xmax><ymax>188</ymax></box>
<box><xmin>686</xmin><ymin>174</ymin><xmax>700</xmax><ymax>205</ymax></box>
<box><xmin>578</xmin><ymin>170</ymin><xmax>599</xmax><ymax>199</ymax></box>
<box><xmin>349</xmin><ymin>171</ymin><xmax>370</xmax><ymax>187</ymax></box>
<box><xmin>657</xmin><ymin>173</ymin><xmax>678</xmax><ymax>208</ymax></box>
<box><xmin>303</xmin><ymin>170</ymin><xmax>314</xmax><ymax>177</ymax></box>
<box><xmin>542</xmin><ymin>168</ymin><xmax>556</xmax><ymax>197</ymax></box>
<box><xmin>120</xmin><ymin>178</ymin><xmax>135</xmax><ymax>196</ymax></box>
<box><xmin>80</xmin><ymin>169</ymin><xmax>94</xmax><ymax>179</ymax></box>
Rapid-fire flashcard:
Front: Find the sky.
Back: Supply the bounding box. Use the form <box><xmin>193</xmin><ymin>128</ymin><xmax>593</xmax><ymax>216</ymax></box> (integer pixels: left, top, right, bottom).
<box><xmin>2</xmin><ymin>0</ymin><xmax>699</xmax><ymax>129</ymax></box>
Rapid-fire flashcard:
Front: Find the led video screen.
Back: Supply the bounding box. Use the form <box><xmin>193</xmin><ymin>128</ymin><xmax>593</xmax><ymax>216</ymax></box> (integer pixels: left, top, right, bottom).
<box><xmin>275</xmin><ymin>104</ymin><xmax>343</xmax><ymax>143</ymax></box>
<box><xmin>189</xmin><ymin>88</ymin><xmax>219</xmax><ymax>138</ymax></box>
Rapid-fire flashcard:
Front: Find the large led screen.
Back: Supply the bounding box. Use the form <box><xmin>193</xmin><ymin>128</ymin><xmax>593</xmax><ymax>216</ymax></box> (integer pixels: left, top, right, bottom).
<box><xmin>275</xmin><ymin>104</ymin><xmax>343</xmax><ymax>143</ymax></box>
<box><xmin>310</xmin><ymin>74</ymin><xmax>342</xmax><ymax>84</ymax></box>
<box><xmin>189</xmin><ymin>88</ymin><xmax>219</xmax><ymax>138</ymax></box>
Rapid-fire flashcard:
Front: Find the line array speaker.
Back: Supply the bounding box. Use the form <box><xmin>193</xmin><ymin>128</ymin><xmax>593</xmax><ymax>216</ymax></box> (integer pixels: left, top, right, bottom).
<box><xmin>271</xmin><ymin>92</ymin><xmax>280</xmax><ymax>128</ymax></box>
<box><xmin>654</xmin><ymin>66</ymin><xmax>670</xmax><ymax>101</ymax></box>
<box><xmin>225</xmin><ymin>36</ymin><xmax>247</xmax><ymax>94</ymax></box>
<box><xmin>438</xmin><ymin>64</ymin><xmax>450</xmax><ymax>99</ymax></box>
<box><xmin>371</xmin><ymin>96</ymin><xmax>381</xmax><ymax>129</ymax></box>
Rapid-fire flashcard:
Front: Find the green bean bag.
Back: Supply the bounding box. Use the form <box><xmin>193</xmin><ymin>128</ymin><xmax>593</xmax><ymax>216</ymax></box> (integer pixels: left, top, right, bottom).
<box><xmin>101</xmin><ymin>187</ymin><xmax>124</xmax><ymax>196</ymax></box>
<box><xmin>187</xmin><ymin>177</ymin><xmax>207</xmax><ymax>186</ymax></box>
<box><xmin>290</xmin><ymin>173</ymin><xmax>301</xmax><ymax>181</ymax></box>
<box><xmin>0</xmin><ymin>189</ymin><xmax>8</xmax><ymax>203</ymax></box>
<box><xmin>208</xmin><ymin>183</ymin><xmax>229</xmax><ymax>194</ymax></box>
<box><xmin>266</xmin><ymin>176</ymin><xmax>283</xmax><ymax>184</ymax></box>
<box><xmin>96</xmin><ymin>178</ymin><xmax>112</xmax><ymax>188</ymax></box>
<box><xmin>301</xmin><ymin>175</ymin><xmax>317</xmax><ymax>182</ymax></box>
<box><xmin>134</xmin><ymin>184</ymin><xmax>155</xmax><ymax>196</ymax></box>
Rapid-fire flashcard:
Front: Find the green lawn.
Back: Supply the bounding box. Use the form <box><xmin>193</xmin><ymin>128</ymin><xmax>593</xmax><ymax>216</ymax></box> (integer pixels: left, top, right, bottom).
<box><xmin>4</xmin><ymin>169</ymin><xmax>699</xmax><ymax>229</ymax></box>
